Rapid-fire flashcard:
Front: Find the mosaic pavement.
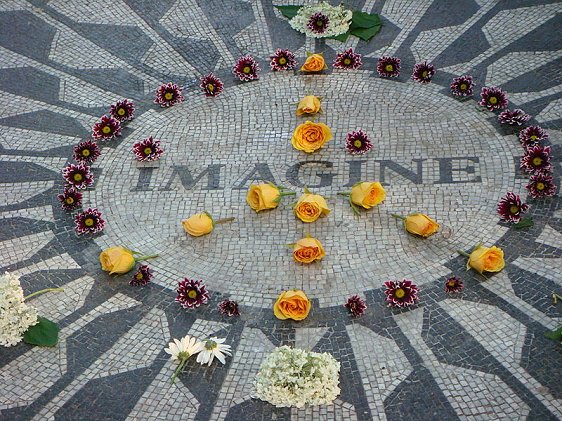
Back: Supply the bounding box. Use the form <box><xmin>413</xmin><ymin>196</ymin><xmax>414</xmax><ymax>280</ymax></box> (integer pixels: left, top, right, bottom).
<box><xmin>0</xmin><ymin>0</ymin><xmax>561</xmax><ymax>420</ymax></box>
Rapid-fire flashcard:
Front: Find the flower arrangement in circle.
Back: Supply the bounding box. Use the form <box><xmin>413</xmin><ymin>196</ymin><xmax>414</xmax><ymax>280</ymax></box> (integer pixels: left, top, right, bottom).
<box><xmin>73</xmin><ymin>140</ymin><xmax>101</xmax><ymax>164</ymax></box>
<box><xmin>132</xmin><ymin>136</ymin><xmax>164</xmax><ymax>161</ymax></box>
<box><xmin>176</xmin><ymin>278</ymin><xmax>209</xmax><ymax>309</ymax></box>
<box><xmin>296</xmin><ymin>95</ymin><xmax>322</xmax><ymax>116</ymax></box>
<box><xmin>292</xmin><ymin>235</ymin><xmax>325</xmax><ymax>264</ymax></box>
<box><xmin>92</xmin><ymin>115</ymin><xmax>122</xmax><ymax>141</ymax></box>
<box><xmin>293</xmin><ymin>189</ymin><xmax>330</xmax><ymax>223</ymax></box>
<box><xmin>270</xmin><ymin>48</ymin><xmax>297</xmax><ymax>71</ymax></box>
<box><xmin>527</xmin><ymin>174</ymin><xmax>557</xmax><ymax>198</ymax></box>
<box><xmin>392</xmin><ymin>213</ymin><xmax>440</xmax><ymax>238</ymax></box>
<box><xmin>274</xmin><ymin>290</ymin><xmax>311</xmax><ymax>320</ymax></box>
<box><xmin>411</xmin><ymin>61</ymin><xmax>435</xmax><ymax>84</ymax></box>
<box><xmin>339</xmin><ymin>181</ymin><xmax>386</xmax><ymax>215</ymax></box>
<box><xmin>62</xmin><ymin>163</ymin><xmax>94</xmax><ymax>190</ymax></box>
<box><xmin>300</xmin><ymin>52</ymin><xmax>328</xmax><ymax>72</ymax></box>
<box><xmin>450</xmin><ymin>75</ymin><xmax>474</xmax><ymax>97</ymax></box>
<box><xmin>520</xmin><ymin>145</ymin><xmax>553</xmax><ymax>175</ymax></box>
<box><xmin>99</xmin><ymin>246</ymin><xmax>158</xmax><ymax>275</ymax></box>
<box><xmin>345</xmin><ymin>295</ymin><xmax>367</xmax><ymax>317</ymax></box>
<box><xmin>57</xmin><ymin>186</ymin><xmax>82</xmax><ymax>211</ymax></box>
<box><xmin>497</xmin><ymin>192</ymin><xmax>529</xmax><ymax>224</ymax></box>
<box><xmin>200</xmin><ymin>73</ymin><xmax>224</xmax><ymax>97</ymax></box>
<box><xmin>344</xmin><ymin>130</ymin><xmax>373</xmax><ymax>155</ymax></box>
<box><xmin>130</xmin><ymin>265</ymin><xmax>153</xmax><ymax>287</ymax></box>
<box><xmin>233</xmin><ymin>55</ymin><xmax>260</xmax><ymax>81</ymax></box>
<box><xmin>109</xmin><ymin>99</ymin><xmax>135</xmax><ymax>122</ymax></box>
<box><xmin>384</xmin><ymin>279</ymin><xmax>419</xmax><ymax>308</ymax></box>
<box><xmin>291</xmin><ymin>120</ymin><xmax>332</xmax><ymax>153</ymax></box>
<box><xmin>444</xmin><ymin>276</ymin><xmax>463</xmax><ymax>293</ymax></box>
<box><xmin>333</xmin><ymin>48</ymin><xmax>362</xmax><ymax>70</ymax></box>
<box><xmin>287</xmin><ymin>2</ymin><xmax>352</xmax><ymax>38</ymax></box>
<box><xmin>479</xmin><ymin>86</ymin><xmax>508</xmax><ymax>111</ymax></box>
<box><xmin>377</xmin><ymin>56</ymin><xmax>401</xmax><ymax>78</ymax></box>
<box><xmin>74</xmin><ymin>207</ymin><xmax>105</xmax><ymax>235</ymax></box>
<box><xmin>218</xmin><ymin>299</ymin><xmax>240</xmax><ymax>317</ymax></box>
<box><xmin>154</xmin><ymin>82</ymin><xmax>184</xmax><ymax>107</ymax></box>
<box><xmin>519</xmin><ymin>126</ymin><xmax>548</xmax><ymax>148</ymax></box>
<box><xmin>498</xmin><ymin>109</ymin><xmax>530</xmax><ymax>126</ymax></box>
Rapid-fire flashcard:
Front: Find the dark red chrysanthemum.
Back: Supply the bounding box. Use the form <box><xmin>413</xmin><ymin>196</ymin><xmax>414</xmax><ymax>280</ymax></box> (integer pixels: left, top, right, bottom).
<box><xmin>519</xmin><ymin>126</ymin><xmax>549</xmax><ymax>148</ymax></box>
<box><xmin>411</xmin><ymin>61</ymin><xmax>435</xmax><ymax>84</ymax></box>
<box><xmin>498</xmin><ymin>109</ymin><xmax>530</xmax><ymax>126</ymax></box>
<box><xmin>269</xmin><ymin>48</ymin><xmax>297</xmax><ymax>71</ymax></box>
<box><xmin>450</xmin><ymin>75</ymin><xmax>474</xmax><ymax>97</ymax></box>
<box><xmin>73</xmin><ymin>140</ymin><xmax>101</xmax><ymax>164</ymax></box>
<box><xmin>345</xmin><ymin>295</ymin><xmax>367</xmax><ymax>317</ymax></box>
<box><xmin>307</xmin><ymin>12</ymin><xmax>330</xmax><ymax>34</ymax></box>
<box><xmin>154</xmin><ymin>82</ymin><xmax>184</xmax><ymax>107</ymax></box>
<box><xmin>176</xmin><ymin>278</ymin><xmax>209</xmax><ymax>309</ymax></box>
<box><xmin>526</xmin><ymin>174</ymin><xmax>557</xmax><ymax>198</ymax></box>
<box><xmin>345</xmin><ymin>130</ymin><xmax>373</xmax><ymax>155</ymax></box>
<box><xmin>444</xmin><ymin>276</ymin><xmax>464</xmax><ymax>293</ymax></box>
<box><xmin>479</xmin><ymin>87</ymin><xmax>508</xmax><ymax>111</ymax></box>
<box><xmin>62</xmin><ymin>163</ymin><xmax>94</xmax><ymax>189</ymax></box>
<box><xmin>132</xmin><ymin>136</ymin><xmax>164</xmax><ymax>161</ymax></box>
<box><xmin>130</xmin><ymin>265</ymin><xmax>153</xmax><ymax>286</ymax></box>
<box><xmin>74</xmin><ymin>207</ymin><xmax>105</xmax><ymax>235</ymax></box>
<box><xmin>57</xmin><ymin>186</ymin><xmax>83</xmax><ymax>211</ymax></box>
<box><xmin>333</xmin><ymin>48</ymin><xmax>362</xmax><ymax>70</ymax></box>
<box><xmin>384</xmin><ymin>279</ymin><xmax>419</xmax><ymax>308</ymax></box>
<box><xmin>200</xmin><ymin>73</ymin><xmax>224</xmax><ymax>97</ymax></box>
<box><xmin>92</xmin><ymin>115</ymin><xmax>122</xmax><ymax>141</ymax></box>
<box><xmin>109</xmin><ymin>99</ymin><xmax>135</xmax><ymax>122</ymax></box>
<box><xmin>218</xmin><ymin>299</ymin><xmax>240</xmax><ymax>317</ymax></box>
<box><xmin>232</xmin><ymin>55</ymin><xmax>260</xmax><ymax>81</ymax></box>
<box><xmin>520</xmin><ymin>145</ymin><xmax>552</xmax><ymax>175</ymax></box>
<box><xmin>377</xmin><ymin>56</ymin><xmax>401</xmax><ymax>78</ymax></box>
<box><xmin>497</xmin><ymin>192</ymin><xmax>529</xmax><ymax>223</ymax></box>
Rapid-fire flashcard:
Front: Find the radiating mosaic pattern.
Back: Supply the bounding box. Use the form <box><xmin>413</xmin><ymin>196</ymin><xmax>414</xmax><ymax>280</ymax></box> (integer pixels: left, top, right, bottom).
<box><xmin>0</xmin><ymin>0</ymin><xmax>560</xmax><ymax>420</ymax></box>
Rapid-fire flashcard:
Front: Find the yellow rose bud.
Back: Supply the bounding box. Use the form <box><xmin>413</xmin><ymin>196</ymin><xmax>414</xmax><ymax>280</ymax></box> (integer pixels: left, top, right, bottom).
<box><xmin>467</xmin><ymin>245</ymin><xmax>505</xmax><ymax>274</ymax></box>
<box><xmin>291</xmin><ymin>121</ymin><xmax>333</xmax><ymax>153</ymax></box>
<box><xmin>296</xmin><ymin>95</ymin><xmax>322</xmax><ymax>116</ymax></box>
<box><xmin>350</xmin><ymin>182</ymin><xmax>386</xmax><ymax>209</ymax></box>
<box><xmin>99</xmin><ymin>246</ymin><xmax>136</xmax><ymax>275</ymax></box>
<box><xmin>294</xmin><ymin>193</ymin><xmax>330</xmax><ymax>223</ymax></box>
<box><xmin>300</xmin><ymin>53</ymin><xmax>328</xmax><ymax>72</ymax></box>
<box><xmin>293</xmin><ymin>237</ymin><xmax>325</xmax><ymax>264</ymax></box>
<box><xmin>273</xmin><ymin>289</ymin><xmax>311</xmax><ymax>321</ymax></box>
<box><xmin>403</xmin><ymin>213</ymin><xmax>440</xmax><ymax>238</ymax></box>
<box><xmin>182</xmin><ymin>213</ymin><xmax>214</xmax><ymax>237</ymax></box>
<box><xmin>246</xmin><ymin>183</ymin><xmax>280</xmax><ymax>212</ymax></box>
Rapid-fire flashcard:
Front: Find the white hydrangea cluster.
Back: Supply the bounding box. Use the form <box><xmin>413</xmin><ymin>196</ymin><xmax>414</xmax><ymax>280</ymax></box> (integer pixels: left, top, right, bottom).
<box><xmin>289</xmin><ymin>2</ymin><xmax>352</xmax><ymax>38</ymax></box>
<box><xmin>0</xmin><ymin>272</ymin><xmax>38</xmax><ymax>347</ymax></box>
<box><xmin>254</xmin><ymin>345</ymin><xmax>341</xmax><ymax>408</ymax></box>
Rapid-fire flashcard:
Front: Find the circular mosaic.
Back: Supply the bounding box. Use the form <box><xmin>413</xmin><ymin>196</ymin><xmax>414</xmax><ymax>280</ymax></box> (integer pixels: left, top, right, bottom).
<box><xmin>88</xmin><ymin>71</ymin><xmax>524</xmax><ymax>307</ymax></box>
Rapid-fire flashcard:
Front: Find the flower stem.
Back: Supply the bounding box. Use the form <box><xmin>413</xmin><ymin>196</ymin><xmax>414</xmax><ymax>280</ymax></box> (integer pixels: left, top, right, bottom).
<box><xmin>215</xmin><ymin>217</ymin><xmax>235</xmax><ymax>224</ymax></box>
<box><xmin>457</xmin><ymin>250</ymin><xmax>470</xmax><ymax>257</ymax></box>
<box><xmin>135</xmin><ymin>254</ymin><xmax>159</xmax><ymax>262</ymax></box>
<box><xmin>349</xmin><ymin>201</ymin><xmax>360</xmax><ymax>216</ymax></box>
<box><xmin>279</xmin><ymin>191</ymin><xmax>296</xmax><ymax>197</ymax></box>
<box><xmin>24</xmin><ymin>287</ymin><xmax>64</xmax><ymax>301</ymax></box>
<box><xmin>337</xmin><ymin>192</ymin><xmax>350</xmax><ymax>196</ymax></box>
<box><xmin>391</xmin><ymin>213</ymin><xmax>406</xmax><ymax>220</ymax></box>
<box><xmin>170</xmin><ymin>359</ymin><xmax>186</xmax><ymax>384</ymax></box>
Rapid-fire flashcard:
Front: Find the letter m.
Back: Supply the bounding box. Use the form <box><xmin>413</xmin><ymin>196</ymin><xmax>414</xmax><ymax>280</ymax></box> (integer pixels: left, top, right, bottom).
<box><xmin>161</xmin><ymin>164</ymin><xmax>225</xmax><ymax>191</ymax></box>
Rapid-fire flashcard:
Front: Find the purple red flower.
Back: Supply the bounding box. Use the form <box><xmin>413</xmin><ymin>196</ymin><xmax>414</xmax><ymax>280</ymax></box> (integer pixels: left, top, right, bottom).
<box><xmin>109</xmin><ymin>99</ymin><xmax>135</xmax><ymax>122</ymax></box>
<box><xmin>232</xmin><ymin>55</ymin><xmax>260</xmax><ymax>81</ymax></box>
<box><xmin>345</xmin><ymin>130</ymin><xmax>373</xmax><ymax>155</ymax></box>
<box><xmin>450</xmin><ymin>75</ymin><xmax>474</xmax><ymax>97</ymax></box>
<box><xmin>333</xmin><ymin>48</ymin><xmax>362</xmax><ymax>70</ymax></box>
<box><xmin>154</xmin><ymin>83</ymin><xmax>184</xmax><ymax>107</ymax></box>
<box><xmin>200</xmin><ymin>73</ymin><xmax>224</xmax><ymax>97</ymax></box>
<box><xmin>57</xmin><ymin>186</ymin><xmax>83</xmax><ymax>211</ymax></box>
<box><xmin>526</xmin><ymin>174</ymin><xmax>557</xmax><ymax>198</ymax></box>
<box><xmin>307</xmin><ymin>12</ymin><xmax>330</xmax><ymax>34</ymax></box>
<box><xmin>176</xmin><ymin>278</ymin><xmax>209</xmax><ymax>309</ymax></box>
<box><xmin>444</xmin><ymin>276</ymin><xmax>464</xmax><ymax>293</ymax></box>
<box><xmin>377</xmin><ymin>56</ymin><xmax>401</xmax><ymax>78</ymax></box>
<box><xmin>498</xmin><ymin>109</ymin><xmax>530</xmax><ymax>126</ymax></box>
<box><xmin>218</xmin><ymin>299</ymin><xmax>240</xmax><ymax>317</ymax></box>
<box><xmin>519</xmin><ymin>126</ymin><xmax>548</xmax><ymax>148</ymax></box>
<box><xmin>62</xmin><ymin>163</ymin><xmax>94</xmax><ymax>189</ymax></box>
<box><xmin>130</xmin><ymin>265</ymin><xmax>153</xmax><ymax>286</ymax></box>
<box><xmin>520</xmin><ymin>145</ymin><xmax>552</xmax><ymax>175</ymax></box>
<box><xmin>92</xmin><ymin>115</ymin><xmax>121</xmax><ymax>141</ymax></box>
<box><xmin>479</xmin><ymin>87</ymin><xmax>508</xmax><ymax>111</ymax></box>
<box><xmin>384</xmin><ymin>279</ymin><xmax>419</xmax><ymax>308</ymax></box>
<box><xmin>411</xmin><ymin>61</ymin><xmax>435</xmax><ymax>84</ymax></box>
<box><xmin>345</xmin><ymin>295</ymin><xmax>367</xmax><ymax>317</ymax></box>
<box><xmin>74</xmin><ymin>207</ymin><xmax>105</xmax><ymax>235</ymax></box>
<box><xmin>270</xmin><ymin>48</ymin><xmax>297</xmax><ymax>71</ymax></box>
<box><xmin>132</xmin><ymin>137</ymin><xmax>164</xmax><ymax>161</ymax></box>
<box><xmin>497</xmin><ymin>192</ymin><xmax>529</xmax><ymax>223</ymax></box>
<box><xmin>73</xmin><ymin>140</ymin><xmax>101</xmax><ymax>164</ymax></box>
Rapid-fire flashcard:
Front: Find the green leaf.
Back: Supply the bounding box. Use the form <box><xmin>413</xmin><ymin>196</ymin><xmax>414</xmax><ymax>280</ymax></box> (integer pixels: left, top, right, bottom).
<box><xmin>514</xmin><ymin>217</ymin><xmax>533</xmax><ymax>230</ymax></box>
<box><xmin>544</xmin><ymin>326</ymin><xmax>562</xmax><ymax>342</ymax></box>
<box><xmin>23</xmin><ymin>316</ymin><xmax>60</xmax><ymax>347</ymax></box>
<box><xmin>327</xmin><ymin>31</ymin><xmax>351</xmax><ymax>42</ymax></box>
<box><xmin>350</xmin><ymin>24</ymin><xmax>382</xmax><ymax>41</ymax></box>
<box><xmin>351</xmin><ymin>11</ymin><xmax>381</xmax><ymax>29</ymax></box>
<box><xmin>274</xmin><ymin>5</ymin><xmax>302</xmax><ymax>20</ymax></box>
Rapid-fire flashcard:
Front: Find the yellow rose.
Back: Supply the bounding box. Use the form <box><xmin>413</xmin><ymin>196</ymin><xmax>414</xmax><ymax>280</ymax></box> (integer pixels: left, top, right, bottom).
<box><xmin>246</xmin><ymin>183</ymin><xmax>280</xmax><ymax>212</ymax></box>
<box><xmin>182</xmin><ymin>213</ymin><xmax>214</xmax><ymax>237</ymax></box>
<box><xmin>293</xmin><ymin>237</ymin><xmax>325</xmax><ymax>264</ymax></box>
<box><xmin>291</xmin><ymin>121</ymin><xmax>333</xmax><ymax>153</ymax></box>
<box><xmin>300</xmin><ymin>53</ymin><xmax>328</xmax><ymax>72</ymax></box>
<box><xmin>296</xmin><ymin>95</ymin><xmax>322</xmax><ymax>116</ymax></box>
<box><xmin>294</xmin><ymin>193</ymin><xmax>330</xmax><ymax>223</ymax></box>
<box><xmin>273</xmin><ymin>290</ymin><xmax>312</xmax><ymax>321</ymax></box>
<box><xmin>403</xmin><ymin>213</ymin><xmax>440</xmax><ymax>238</ymax></box>
<box><xmin>350</xmin><ymin>182</ymin><xmax>386</xmax><ymax>209</ymax></box>
<box><xmin>467</xmin><ymin>245</ymin><xmax>505</xmax><ymax>274</ymax></box>
<box><xmin>99</xmin><ymin>246</ymin><xmax>136</xmax><ymax>275</ymax></box>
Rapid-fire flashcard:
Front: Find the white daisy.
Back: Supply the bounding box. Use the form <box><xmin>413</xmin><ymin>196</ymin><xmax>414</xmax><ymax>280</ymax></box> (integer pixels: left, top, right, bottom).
<box><xmin>196</xmin><ymin>337</ymin><xmax>232</xmax><ymax>366</ymax></box>
<box><xmin>164</xmin><ymin>335</ymin><xmax>203</xmax><ymax>383</ymax></box>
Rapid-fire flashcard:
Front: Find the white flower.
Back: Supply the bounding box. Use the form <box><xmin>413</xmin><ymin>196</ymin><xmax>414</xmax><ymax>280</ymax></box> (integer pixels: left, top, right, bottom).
<box><xmin>0</xmin><ymin>272</ymin><xmax>38</xmax><ymax>347</ymax></box>
<box><xmin>289</xmin><ymin>2</ymin><xmax>352</xmax><ymax>38</ymax></box>
<box><xmin>196</xmin><ymin>337</ymin><xmax>232</xmax><ymax>366</ymax></box>
<box><xmin>164</xmin><ymin>335</ymin><xmax>204</xmax><ymax>383</ymax></box>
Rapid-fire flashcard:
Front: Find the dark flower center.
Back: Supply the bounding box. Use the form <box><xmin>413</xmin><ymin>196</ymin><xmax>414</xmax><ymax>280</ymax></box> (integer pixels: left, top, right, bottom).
<box><xmin>537</xmin><ymin>182</ymin><xmax>545</xmax><ymax>190</ymax></box>
<box><xmin>65</xmin><ymin>197</ymin><xmax>74</xmax><ymax>204</ymax></box>
<box><xmin>187</xmin><ymin>289</ymin><xmax>198</xmax><ymax>299</ymax></box>
<box><xmin>243</xmin><ymin>66</ymin><xmax>251</xmax><ymax>74</ymax></box>
<box><xmin>207</xmin><ymin>83</ymin><xmax>215</xmax><ymax>92</ymax></box>
<box><xmin>354</xmin><ymin>139</ymin><xmax>363</xmax><ymax>148</ymax></box>
<box><xmin>144</xmin><ymin>147</ymin><xmax>153</xmax><ymax>155</ymax></box>
<box><xmin>82</xmin><ymin>149</ymin><xmax>91</xmax><ymax>157</ymax></box>
<box><xmin>117</xmin><ymin>108</ymin><xmax>126</xmax><ymax>116</ymax></box>
<box><xmin>385</xmin><ymin>64</ymin><xmax>394</xmax><ymax>72</ymax></box>
<box><xmin>509</xmin><ymin>205</ymin><xmax>519</xmax><ymax>214</ymax></box>
<box><xmin>344</xmin><ymin>58</ymin><xmax>352</xmax><ymax>65</ymax></box>
<box><xmin>164</xmin><ymin>92</ymin><xmax>174</xmax><ymax>100</ymax></box>
<box><xmin>489</xmin><ymin>96</ymin><xmax>498</xmax><ymax>104</ymax></box>
<box><xmin>316</xmin><ymin>19</ymin><xmax>324</xmax><ymax>26</ymax></box>
<box><xmin>460</xmin><ymin>83</ymin><xmax>467</xmax><ymax>90</ymax></box>
<box><xmin>73</xmin><ymin>173</ymin><xmax>83</xmax><ymax>182</ymax></box>
<box><xmin>532</xmin><ymin>157</ymin><xmax>543</xmax><ymax>166</ymax></box>
<box><xmin>394</xmin><ymin>288</ymin><xmax>405</xmax><ymax>298</ymax></box>
<box><xmin>278</xmin><ymin>57</ymin><xmax>287</xmax><ymax>65</ymax></box>
<box><xmin>84</xmin><ymin>218</ymin><xmax>95</xmax><ymax>227</ymax></box>
<box><xmin>102</xmin><ymin>126</ymin><xmax>111</xmax><ymax>134</ymax></box>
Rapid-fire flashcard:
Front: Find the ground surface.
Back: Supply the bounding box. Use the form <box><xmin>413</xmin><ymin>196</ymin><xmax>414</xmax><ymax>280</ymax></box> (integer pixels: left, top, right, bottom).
<box><xmin>0</xmin><ymin>0</ymin><xmax>561</xmax><ymax>420</ymax></box>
